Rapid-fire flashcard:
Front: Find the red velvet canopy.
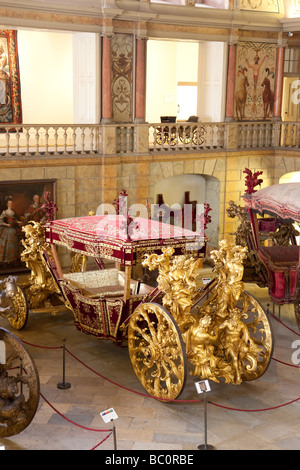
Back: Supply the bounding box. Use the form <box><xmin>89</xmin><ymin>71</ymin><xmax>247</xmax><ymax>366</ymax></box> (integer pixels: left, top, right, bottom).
<box><xmin>243</xmin><ymin>183</ymin><xmax>300</xmax><ymax>223</ymax></box>
<box><xmin>44</xmin><ymin>214</ymin><xmax>206</xmax><ymax>266</ymax></box>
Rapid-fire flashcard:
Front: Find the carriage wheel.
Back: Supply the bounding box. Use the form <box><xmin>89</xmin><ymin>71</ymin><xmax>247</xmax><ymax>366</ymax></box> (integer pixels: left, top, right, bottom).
<box><xmin>8</xmin><ymin>285</ymin><xmax>29</xmax><ymax>331</ymax></box>
<box><xmin>169</xmin><ymin>126</ymin><xmax>177</xmax><ymax>146</ymax></box>
<box><xmin>128</xmin><ymin>302</ymin><xmax>187</xmax><ymax>400</ymax></box>
<box><xmin>236</xmin><ymin>291</ymin><xmax>274</xmax><ymax>381</ymax></box>
<box><xmin>0</xmin><ymin>327</ymin><xmax>40</xmax><ymax>437</ymax></box>
<box><xmin>178</xmin><ymin>126</ymin><xmax>191</xmax><ymax>145</ymax></box>
<box><xmin>192</xmin><ymin>126</ymin><xmax>205</xmax><ymax>146</ymax></box>
<box><xmin>293</xmin><ymin>300</ymin><xmax>300</xmax><ymax>331</ymax></box>
<box><xmin>155</xmin><ymin>127</ymin><xmax>164</xmax><ymax>145</ymax></box>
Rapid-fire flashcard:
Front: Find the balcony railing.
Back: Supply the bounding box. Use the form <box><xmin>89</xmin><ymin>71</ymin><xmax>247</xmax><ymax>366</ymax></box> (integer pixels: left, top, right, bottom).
<box><xmin>0</xmin><ymin>124</ymin><xmax>102</xmax><ymax>157</ymax></box>
<box><xmin>0</xmin><ymin>120</ymin><xmax>299</xmax><ymax>158</ymax></box>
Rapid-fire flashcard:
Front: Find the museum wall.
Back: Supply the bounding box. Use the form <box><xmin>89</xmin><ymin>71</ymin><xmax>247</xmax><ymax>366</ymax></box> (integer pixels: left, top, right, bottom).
<box><xmin>17</xmin><ymin>30</ymin><xmax>74</xmax><ymax>123</ymax></box>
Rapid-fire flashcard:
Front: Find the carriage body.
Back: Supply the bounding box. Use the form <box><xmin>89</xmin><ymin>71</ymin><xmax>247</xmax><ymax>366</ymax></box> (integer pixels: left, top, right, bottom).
<box><xmin>43</xmin><ymin>214</ymin><xmax>206</xmax><ymax>344</ymax></box>
<box><xmin>42</xmin><ymin>214</ymin><xmax>273</xmax><ymax>399</ymax></box>
<box><xmin>0</xmin><ymin>211</ymin><xmax>274</xmax><ymax>401</ymax></box>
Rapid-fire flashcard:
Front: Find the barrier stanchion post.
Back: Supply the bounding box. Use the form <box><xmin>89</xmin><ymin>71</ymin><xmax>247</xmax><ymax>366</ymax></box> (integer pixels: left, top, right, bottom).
<box><xmin>195</xmin><ymin>379</ymin><xmax>216</xmax><ymax>450</ymax></box>
<box><xmin>57</xmin><ymin>338</ymin><xmax>71</xmax><ymax>390</ymax></box>
<box><xmin>112</xmin><ymin>420</ymin><xmax>117</xmax><ymax>451</ymax></box>
<box><xmin>101</xmin><ymin>408</ymin><xmax>118</xmax><ymax>450</ymax></box>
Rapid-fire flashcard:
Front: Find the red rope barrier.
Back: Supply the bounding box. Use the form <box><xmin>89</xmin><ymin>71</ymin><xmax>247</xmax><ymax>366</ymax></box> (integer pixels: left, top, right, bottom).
<box><xmin>65</xmin><ymin>347</ymin><xmax>201</xmax><ymax>403</ymax></box>
<box><xmin>39</xmin><ymin>391</ymin><xmax>112</xmax><ymax>433</ymax></box>
<box><xmin>65</xmin><ymin>347</ymin><xmax>300</xmax><ymax>410</ymax></box>
<box><xmin>269</xmin><ymin>311</ymin><xmax>300</xmax><ymax>337</ymax></box>
<box><xmin>18</xmin><ymin>309</ymin><xmax>300</xmax><ymax>421</ymax></box>
<box><xmin>90</xmin><ymin>432</ymin><xmax>113</xmax><ymax>450</ymax></box>
<box><xmin>21</xmin><ymin>339</ymin><xmax>61</xmax><ymax>350</ymax></box>
<box><xmin>209</xmin><ymin>396</ymin><xmax>300</xmax><ymax>412</ymax></box>
<box><xmin>272</xmin><ymin>357</ymin><xmax>300</xmax><ymax>368</ymax></box>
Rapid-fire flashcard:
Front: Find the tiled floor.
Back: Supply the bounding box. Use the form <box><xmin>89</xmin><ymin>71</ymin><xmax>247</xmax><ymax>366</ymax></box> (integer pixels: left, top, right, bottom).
<box><xmin>0</xmin><ymin>274</ymin><xmax>299</xmax><ymax>451</ymax></box>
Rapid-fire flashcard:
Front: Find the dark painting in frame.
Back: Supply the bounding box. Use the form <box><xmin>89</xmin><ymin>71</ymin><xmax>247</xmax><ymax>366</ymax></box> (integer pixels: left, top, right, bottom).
<box><xmin>0</xmin><ymin>179</ymin><xmax>56</xmax><ymax>274</ymax></box>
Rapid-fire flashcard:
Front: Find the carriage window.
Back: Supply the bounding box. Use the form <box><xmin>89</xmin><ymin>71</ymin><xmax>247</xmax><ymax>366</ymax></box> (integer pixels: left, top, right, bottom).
<box><xmin>284</xmin><ymin>48</ymin><xmax>300</xmax><ymax>75</ymax></box>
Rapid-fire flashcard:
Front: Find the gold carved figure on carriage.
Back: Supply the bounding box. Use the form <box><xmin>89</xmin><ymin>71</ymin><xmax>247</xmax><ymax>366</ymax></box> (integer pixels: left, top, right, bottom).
<box><xmin>128</xmin><ymin>239</ymin><xmax>273</xmax><ymax>398</ymax></box>
<box><xmin>20</xmin><ymin>221</ymin><xmax>61</xmax><ymax>311</ymax></box>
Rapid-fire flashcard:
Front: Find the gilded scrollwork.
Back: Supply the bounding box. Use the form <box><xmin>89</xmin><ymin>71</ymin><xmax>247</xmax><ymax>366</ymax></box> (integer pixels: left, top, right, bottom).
<box><xmin>226</xmin><ymin>200</ymin><xmax>268</xmax><ymax>286</ymax></box>
<box><xmin>136</xmin><ymin>239</ymin><xmax>273</xmax><ymax>387</ymax></box>
<box><xmin>0</xmin><ymin>328</ymin><xmax>40</xmax><ymax>437</ymax></box>
<box><xmin>20</xmin><ymin>221</ymin><xmax>60</xmax><ymax>308</ymax></box>
<box><xmin>143</xmin><ymin>247</ymin><xmax>201</xmax><ymax>329</ymax></box>
<box><xmin>0</xmin><ymin>276</ymin><xmax>28</xmax><ymax>330</ymax></box>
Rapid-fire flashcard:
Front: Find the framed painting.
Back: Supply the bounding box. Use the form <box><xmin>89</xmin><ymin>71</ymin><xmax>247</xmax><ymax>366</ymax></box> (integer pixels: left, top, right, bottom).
<box><xmin>0</xmin><ymin>29</ymin><xmax>22</xmax><ymax>126</ymax></box>
<box><xmin>0</xmin><ymin>179</ymin><xmax>56</xmax><ymax>274</ymax></box>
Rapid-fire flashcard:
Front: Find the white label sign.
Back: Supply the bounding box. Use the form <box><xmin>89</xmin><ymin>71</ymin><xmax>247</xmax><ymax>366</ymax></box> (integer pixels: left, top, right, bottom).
<box><xmin>202</xmin><ymin>277</ymin><xmax>211</xmax><ymax>285</ymax></box>
<box><xmin>100</xmin><ymin>408</ymin><xmax>118</xmax><ymax>423</ymax></box>
<box><xmin>0</xmin><ymin>341</ymin><xmax>5</xmax><ymax>364</ymax></box>
<box><xmin>195</xmin><ymin>379</ymin><xmax>211</xmax><ymax>394</ymax></box>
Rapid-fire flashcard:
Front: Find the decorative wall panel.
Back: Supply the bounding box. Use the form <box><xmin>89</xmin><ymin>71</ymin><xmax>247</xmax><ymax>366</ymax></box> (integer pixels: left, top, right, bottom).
<box><xmin>111</xmin><ymin>33</ymin><xmax>133</xmax><ymax>122</ymax></box>
<box><xmin>240</xmin><ymin>0</ymin><xmax>279</xmax><ymax>12</ymax></box>
<box><xmin>234</xmin><ymin>42</ymin><xmax>276</xmax><ymax>121</ymax></box>
<box><xmin>0</xmin><ymin>30</ymin><xmax>22</xmax><ymax>126</ymax></box>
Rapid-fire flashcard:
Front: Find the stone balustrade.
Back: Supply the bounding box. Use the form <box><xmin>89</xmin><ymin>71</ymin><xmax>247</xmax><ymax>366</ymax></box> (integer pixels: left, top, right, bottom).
<box><xmin>0</xmin><ymin>120</ymin><xmax>298</xmax><ymax>158</ymax></box>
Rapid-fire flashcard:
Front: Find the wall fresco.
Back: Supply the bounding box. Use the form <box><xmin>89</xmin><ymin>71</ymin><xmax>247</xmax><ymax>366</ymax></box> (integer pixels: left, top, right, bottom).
<box><xmin>111</xmin><ymin>33</ymin><xmax>133</xmax><ymax>122</ymax></box>
<box><xmin>234</xmin><ymin>42</ymin><xmax>276</xmax><ymax>121</ymax></box>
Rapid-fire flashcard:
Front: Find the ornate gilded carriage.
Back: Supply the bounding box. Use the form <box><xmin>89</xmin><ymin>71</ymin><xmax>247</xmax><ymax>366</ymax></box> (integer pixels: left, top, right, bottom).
<box><xmin>0</xmin><ymin>207</ymin><xmax>274</xmax><ymax>401</ymax></box>
<box><xmin>39</xmin><ymin>213</ymin><xmax>272</xmax><ymax>399</ymax></box>
<box><xmin>244</xmin><ymin>182</ymin><xmax>300</xmax><ymax>330</ymax></box>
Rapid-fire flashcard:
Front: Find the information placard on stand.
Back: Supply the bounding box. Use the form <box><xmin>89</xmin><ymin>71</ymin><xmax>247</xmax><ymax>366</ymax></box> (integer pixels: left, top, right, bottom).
<box><xmin>195</xmin><ymin>380</ymin><xmax>216</xmax><ymax>450</ymax></box>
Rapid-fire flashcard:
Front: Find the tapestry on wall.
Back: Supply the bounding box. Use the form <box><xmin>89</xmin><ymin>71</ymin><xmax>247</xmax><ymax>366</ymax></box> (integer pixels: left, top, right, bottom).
<box><xmin>234</xmin><ymin>42</ymin><xmax>276</xmax><ymax>121</ymax></box>
<box><xmin>0</xmin><ymin>29</ymin><xmax>22</xmax><ymax>126</ymax></box>
<box><xmin>111</xmin><ymin>33</ymin><xmax>133</xmax><ymax>122</ymax></box>
<box><xmin>239</xmin><ymin>0</ymin><xmax>279</xmax><ymax>13</ymax></box>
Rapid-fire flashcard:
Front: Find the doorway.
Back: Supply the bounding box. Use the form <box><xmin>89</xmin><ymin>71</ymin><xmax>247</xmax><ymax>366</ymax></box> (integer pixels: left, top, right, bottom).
<box><xmin>282</xmin><ymin>76</ymin><xmax>300</xmax><ymax>122</ymax></box>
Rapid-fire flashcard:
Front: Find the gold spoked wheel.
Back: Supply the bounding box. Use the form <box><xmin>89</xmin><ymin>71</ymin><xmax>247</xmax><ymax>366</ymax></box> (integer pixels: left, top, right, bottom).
<box><xmin>178</xmin><ymin>126</ymin><xmax>191</xmax><ymax>145</ymax></box>
<box><xmin>8</xmin><ymin>285</ymin><xmax>29</xmax><ymax>330</ymax></box>
<box><xmin>192</xmin><ymin>126</ymin><xmax>205</xmax><ymax>146</ymax></box>
<box><xmin>236</xmin><ymin>291</ymin><xmax>274</xmax><ymax>381</ymax></box>
<box><xmin>128</xmin><ymin>302</ymin><xmax>187</xmax><ymax>400</ymax></box>
<box><xmin>0</xmin><ymin>327</ymin><xmax>40</xmax><ymax>437</ymax></box>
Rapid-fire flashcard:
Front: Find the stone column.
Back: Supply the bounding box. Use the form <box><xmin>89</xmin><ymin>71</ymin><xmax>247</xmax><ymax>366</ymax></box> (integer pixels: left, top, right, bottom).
<box><xmin>273</xmin><ymin>46</ymin><xmax>285</xmax><ymax>120</ymax></box>
<box><xmin>135</xmin><ymin>38</ymin><xmax>146</xmax><ymax>122</ymax></box>
<box><xmin>225</xmin><ymin>43</ymin><xmax>236</xmax><ymax>121</ymax></box>
<box><xmin>102</xmin><ymin>35</ymin><xmax>112</xmax><ymax>122</ymax></box>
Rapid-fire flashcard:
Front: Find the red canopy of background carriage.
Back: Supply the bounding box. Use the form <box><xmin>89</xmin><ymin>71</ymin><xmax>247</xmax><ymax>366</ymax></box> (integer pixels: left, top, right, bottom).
<box><xmin>243</xmin><ymin>182</ymin><xmax>300</xmax><ymax>223</ymax></box>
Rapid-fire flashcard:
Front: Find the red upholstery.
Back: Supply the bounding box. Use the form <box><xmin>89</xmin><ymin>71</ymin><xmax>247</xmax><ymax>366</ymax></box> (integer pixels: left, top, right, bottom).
<box><xmin>258</xmin><ymin>245</ymin><xmax>299</xmax><ymax>303</ymax></box>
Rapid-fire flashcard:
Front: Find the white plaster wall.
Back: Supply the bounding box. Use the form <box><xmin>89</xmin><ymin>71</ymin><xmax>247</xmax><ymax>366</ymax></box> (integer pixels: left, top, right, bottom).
<box><xmin>154</xmin><ymin>173</ymin><xmax>205</xmax><ymax>206</ymax></box>
<box><xmin>17</xmin><ymin>30</ymin><xmax>73</xmax><ymax>123</ymax></box>
<box><xmin>146</xmin><ymin>39</ymin><xmax>226</xmax><ymax>123</ymax></box>
<box><xmin>146</xmin><ymin>40</ymin><xmax>178</xmax><ymax>123</ymax></box>
<box><xmin>152</xmin><ymin>171</ymin><xmax>220</xmax><ymax>247</ymax></box>
<box><xmin>146</xmin><ymin>40</ymin><xmax>199</xmax><ymax>123</ymax></box>
<box><xmin>73</xmin><ymin>32</ymin><xmax>100</xmax><ymax>123</ymax></box>
<box><xmin>197</xmin><ymin>41</ymin><xmax>227</xmax><ymax>122</ymax></box>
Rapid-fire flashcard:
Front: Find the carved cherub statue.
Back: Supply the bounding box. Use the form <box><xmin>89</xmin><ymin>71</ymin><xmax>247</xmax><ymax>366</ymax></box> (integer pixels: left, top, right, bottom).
<box><xmin>143</xmin><ymin>247</ymin><xmax>201</xmax><ymax>326</ymax></box>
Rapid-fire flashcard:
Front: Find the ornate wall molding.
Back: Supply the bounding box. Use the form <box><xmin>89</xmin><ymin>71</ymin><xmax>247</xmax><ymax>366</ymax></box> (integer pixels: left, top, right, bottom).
<box><xmin>111</xmin><ymin>33</ymin><xmax>133</xmax><ymax>122</ymax></box>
